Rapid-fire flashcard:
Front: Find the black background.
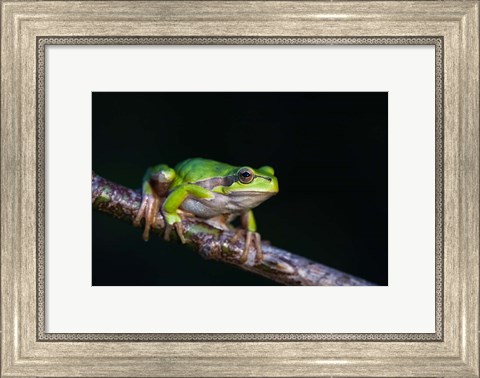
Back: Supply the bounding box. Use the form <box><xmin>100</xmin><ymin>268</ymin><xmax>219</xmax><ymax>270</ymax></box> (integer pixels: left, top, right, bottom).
<box><xmin>92</xmin><ymin>92</ymin><xmax>388</xmax><ymax>286</ymax></box>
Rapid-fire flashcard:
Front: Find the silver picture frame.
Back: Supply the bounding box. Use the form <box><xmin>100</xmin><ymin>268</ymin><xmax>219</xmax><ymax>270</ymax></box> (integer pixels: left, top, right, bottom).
<box><xmin>1</xmin><ymin>2</ymin><xmax>478</xmax><ymax>376</ymax></box>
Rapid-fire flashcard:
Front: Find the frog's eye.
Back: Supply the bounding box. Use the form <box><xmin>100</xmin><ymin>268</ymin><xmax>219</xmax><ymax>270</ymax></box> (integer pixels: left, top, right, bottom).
<box><xmin>238</xmin><ymin>167</ymin><xmax>255</xmax><ymax>184</ymax></box>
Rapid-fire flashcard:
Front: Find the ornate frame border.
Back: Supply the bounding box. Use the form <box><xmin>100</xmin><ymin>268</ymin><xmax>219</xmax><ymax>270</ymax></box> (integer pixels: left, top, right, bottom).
<box><xmin>35</xmin><ymin>36</ymin><xmax>444</xmax><ymax>343</ymax></box>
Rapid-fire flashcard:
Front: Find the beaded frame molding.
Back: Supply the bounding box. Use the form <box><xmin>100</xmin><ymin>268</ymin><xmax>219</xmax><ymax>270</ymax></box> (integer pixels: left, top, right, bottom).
<box><xmin>36</xmin><ymin>36</ymin><xmax>444</xmax><ymax>342</ymax></box>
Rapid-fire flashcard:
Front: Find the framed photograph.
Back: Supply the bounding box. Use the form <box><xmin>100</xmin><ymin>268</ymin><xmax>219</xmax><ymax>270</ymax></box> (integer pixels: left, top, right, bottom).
<box><xmin>1</xmin><ymin>1</ymin><xmax>478</xmax><ymax>377</ymax></box>
<box><xmin>91</xmin><ymin>91</ymin><xmax>387</xmax><ymax>287</ymax></box>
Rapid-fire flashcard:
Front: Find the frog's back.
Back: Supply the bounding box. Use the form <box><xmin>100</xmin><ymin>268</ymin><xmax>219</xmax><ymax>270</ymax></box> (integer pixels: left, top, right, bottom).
<box><xmin>173</xmin><ymin>158</ymin><xmax>236</xmax><ymax>185</ymax></box>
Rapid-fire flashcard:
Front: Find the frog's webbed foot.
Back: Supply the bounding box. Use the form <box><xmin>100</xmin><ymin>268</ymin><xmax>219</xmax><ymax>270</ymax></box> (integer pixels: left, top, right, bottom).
<box><xmin>133</xmin><ymin>193</ymin><xmax>164</xmax><ymax>241</ymax></box>
<box><xmin>231</xmin><ymin>229</ymin><xmax>263</xmax><ymax>264</ymax></box>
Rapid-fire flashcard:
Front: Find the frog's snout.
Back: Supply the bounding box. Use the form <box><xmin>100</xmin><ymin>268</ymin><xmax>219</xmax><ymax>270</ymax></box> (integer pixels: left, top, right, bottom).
<box><xmin>270</xmin><ymin>176</ymin><xmax>279</xmax><ymax>194</ymax></box>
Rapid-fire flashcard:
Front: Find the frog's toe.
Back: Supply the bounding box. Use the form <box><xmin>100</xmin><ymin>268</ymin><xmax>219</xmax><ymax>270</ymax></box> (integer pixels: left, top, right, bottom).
<box><xmin>133</xmin><ymin>196</ymin><xmax>148</xmax><ymax>227</ymax></box>
<box><xmin>238</xmin><ymin>231</ymin><xmax>252</xmax><ymax>264</ymax></box>
<box><xmin>163</xmin><ymin>222</ymin><xmax>186</xmax><ymax>244</ymax></box>
<box><xmin>134</xmin><ymin>194</ymin><xmax>162</xmax><ymax>241</ymax></box>
<box><xmin>231</xmin><ymin>229</ymin><xmax>246</xmax><ymax>244</ymax></box>
<box><xmin>175</xmin><ymin>222</ymin><xmax>186</xmax><ymax>244</ymax></box>
<box><xmin>233</xmin><ymin>230</ymin><xmax>263</xmax><ymax>264</ymax></box>
<box><xmin>163</xmin><ymin>223</ymin><xmax>173</xmax><ymax>241</ymax></box>
<box><xmin>253</xmin><ymin>232</ymin><xmax>263</xmax><ymax>263</ymax></box>
<box><xmin>162</xmin><ymin>212</ymin><xmax>185</xmax><ymax>243</ymax></box>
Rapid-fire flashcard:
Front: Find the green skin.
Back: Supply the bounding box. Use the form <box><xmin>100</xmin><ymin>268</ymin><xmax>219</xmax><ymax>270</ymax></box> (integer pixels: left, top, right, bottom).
<box><xmin>133</xmin><ymin>158</ymin><xmax>279</xmax><ymax>263</ymax></box>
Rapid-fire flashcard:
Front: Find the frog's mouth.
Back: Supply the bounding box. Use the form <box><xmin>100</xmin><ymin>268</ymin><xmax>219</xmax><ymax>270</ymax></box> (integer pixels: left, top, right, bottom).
<box><xmin>229</xmin><ymin>190</ymin><xmax>277</xmax><ymax>196</ymax></box>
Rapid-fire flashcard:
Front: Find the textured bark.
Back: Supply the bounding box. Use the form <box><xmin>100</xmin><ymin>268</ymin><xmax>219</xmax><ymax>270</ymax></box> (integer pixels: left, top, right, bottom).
<box><xmin>92</xmin><ymin>172</ymin><xmax>374</xmax><ymax>286</ymax></box>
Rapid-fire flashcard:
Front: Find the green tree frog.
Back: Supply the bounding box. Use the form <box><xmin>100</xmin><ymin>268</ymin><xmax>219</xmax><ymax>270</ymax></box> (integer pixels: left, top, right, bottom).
<box><xmin>133</xmin><ymin>158</ymin><xmax>279</xmax><ymax>263</ymax></box>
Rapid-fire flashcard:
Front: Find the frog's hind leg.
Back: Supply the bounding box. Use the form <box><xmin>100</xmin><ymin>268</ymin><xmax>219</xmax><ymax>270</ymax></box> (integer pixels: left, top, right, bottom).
<box><xmin>134</xmin><ymin>165</ymin><xmax>175</xmax><ymax>241</ymax></box>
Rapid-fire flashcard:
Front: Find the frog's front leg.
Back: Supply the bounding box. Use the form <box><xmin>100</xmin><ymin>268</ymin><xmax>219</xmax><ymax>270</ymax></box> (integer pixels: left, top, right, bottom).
<box><xmin>231</xmin><ymin>209</ymin><xmax>263</xmax><ymax>264</ymax></box>
<box><xmin>162</xmin><ymin>184</ymin><xmax>214</xmax><ymax>243</ymax></box>
<box><xmin>134</xmin><ymin>165</ymin><xmax>175</xmax><ymax>241</ymax></box>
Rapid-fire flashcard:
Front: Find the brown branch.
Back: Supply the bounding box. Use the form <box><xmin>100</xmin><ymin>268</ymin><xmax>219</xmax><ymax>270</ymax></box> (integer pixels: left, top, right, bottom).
<box><xmin>92</xmin><ymin>172</ymin><xmax>374</xmax><ymax>286</ymax></box>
